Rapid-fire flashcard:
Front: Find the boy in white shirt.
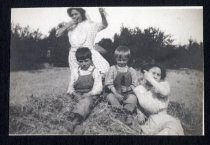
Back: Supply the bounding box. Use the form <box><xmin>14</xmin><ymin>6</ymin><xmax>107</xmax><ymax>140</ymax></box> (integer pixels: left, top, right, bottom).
<box><xmin>67</xmin><ymin>47</ymin><xmax>102</xmax><ymax>133</ymax></box>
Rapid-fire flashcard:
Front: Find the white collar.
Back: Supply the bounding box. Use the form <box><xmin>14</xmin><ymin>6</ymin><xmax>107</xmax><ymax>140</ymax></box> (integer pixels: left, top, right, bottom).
<box><xmin>79</xmin><ymin>65</ymin><xmax>94</xmax><ymax>72</ymax></box>
<box><xmin>116</xmin><ymin>65</ymin><xmax>128</xmax><ymax>72</ymax></box>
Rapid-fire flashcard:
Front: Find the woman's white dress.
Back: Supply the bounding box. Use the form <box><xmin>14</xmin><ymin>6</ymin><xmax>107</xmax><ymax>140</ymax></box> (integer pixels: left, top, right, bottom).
<box><xmin>67</xmin><ymin>20</ymin><xmax>110</xmax><ymax>93</ymax></box>
<box><xmin>134</xmin><ymin>83</ymin><xmax>184</xmax><ymax>135</ymax></box>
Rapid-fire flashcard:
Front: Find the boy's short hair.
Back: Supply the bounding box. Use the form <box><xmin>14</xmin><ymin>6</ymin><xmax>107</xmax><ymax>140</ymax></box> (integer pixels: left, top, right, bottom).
<box><xmin>76</xmin><ymin>47</ymin><xmax>92</xmax><ymax>61</ymax></box>
<box><xmin>114</xmin><ymin>46</ymin><xmax>131</xmax><ymax>59</ymax></box>
<box><xmin>141</xmin><ymin>63</ymin><xmax>166</xmax><ymax>80</ymax></box>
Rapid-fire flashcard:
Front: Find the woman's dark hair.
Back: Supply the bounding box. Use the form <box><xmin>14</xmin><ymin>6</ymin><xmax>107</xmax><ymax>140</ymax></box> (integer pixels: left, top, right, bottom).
<box><xmin>76</xmin><ymin>47</ymin><xmax>92</xmax><ymax>61</ymax></box>
<box><xmin>141</xmin><ymin>63</ymin><xmax>166</xmax><ymax>80</ymax></box>
<box><xmin>67</xmin><ymin>8</ymin><xmax>87</xmax><ymax>21</ymax></box>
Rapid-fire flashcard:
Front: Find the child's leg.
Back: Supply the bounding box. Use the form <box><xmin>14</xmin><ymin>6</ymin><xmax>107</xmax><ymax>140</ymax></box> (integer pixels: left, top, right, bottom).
<box><xmin>107</xmin><ymin>93</ymin><xmax>122</xmax><ymax>108</ymax></box>
<box><xmin>67</xmin><ymin>96</ymin><xmax>93</xmax><ymax>133</ymax></box>
<box><xmin>123</xmin><ymin>94</ymin><xmax>137</xmax><ymax>125</ymax></box>
<box><xmin>67</xmin><ymin>113</ymin><xmax>83</xmax><ymax>133</ymax></box>
<box><xmin>73</xmin><ymin>96</ymin><xmax>93</xmax><ymax>119</ymax></box>
<box><xmin>124</xmin><ymin>94</ymin><xmax>137</xmax><ymax>113</ymax></box>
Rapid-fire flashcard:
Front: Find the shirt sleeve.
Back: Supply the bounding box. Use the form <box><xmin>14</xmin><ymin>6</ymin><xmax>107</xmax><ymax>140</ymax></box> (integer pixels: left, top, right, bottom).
<box><xmin>129</xmin><ymin>67</ymin><xmax>139</xmax><ymax>87</ymax></box>
<box><xmin>93</xmin><ymin>22</ymin><xmax>104</xmax><ymax>32</ymax></box>
<box><xmin>67</xmin><ymin>70</ymin><xmax>77</xmax><ymax>94</ymax></box>
<box><xmin>105</xmin><ymin>66</ymin><xmax>116</xmax><ymax>89</ymax></box>
<box><xmin>134</xmin><ymin>85</ymin><xmax>147</xmax><ymax>94</ymax></box>
<box><xmin>159</xmin><ymin>81</ymin><xmax>171</xmax><ymax>96</ymax></box>
<box><xmin>89</xmin><ymin>68</ymin><xmax>103</xmax><ymax>95</ymax></box>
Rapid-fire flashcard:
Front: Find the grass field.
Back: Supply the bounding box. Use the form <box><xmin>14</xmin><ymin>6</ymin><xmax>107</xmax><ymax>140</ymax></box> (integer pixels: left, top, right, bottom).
<box><xmin>9</xmin><ymin>67</ymin><xmax>204</xmax><ymax>135</ymax></box>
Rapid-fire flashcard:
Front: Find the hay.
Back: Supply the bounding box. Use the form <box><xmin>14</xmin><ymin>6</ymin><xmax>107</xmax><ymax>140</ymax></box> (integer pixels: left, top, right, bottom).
<box><xmin>9</xmin><ymin>93</ymin><xmax>198</xmax><ymax>135</ymax></box>
<box><xmin>9</xmin><ymin>94</ymin><xmax>143</xmax><ymax>135</ymax></box>
<box><xmin>167</xmin><ymin>101</ymin><xmax>200</xmax><ymax>135</ymax></box>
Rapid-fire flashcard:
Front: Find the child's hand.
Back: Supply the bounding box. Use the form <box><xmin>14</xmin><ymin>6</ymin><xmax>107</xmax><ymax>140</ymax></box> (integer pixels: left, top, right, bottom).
<box><xmin>115</xmin><ymin>93</ymin><xmax>124</xmax><ymax>102</ymax></box>
<box><xmin>121</xmin><ymin>86</ymin><xmax>127</xmax><ymax>93</ymax></box>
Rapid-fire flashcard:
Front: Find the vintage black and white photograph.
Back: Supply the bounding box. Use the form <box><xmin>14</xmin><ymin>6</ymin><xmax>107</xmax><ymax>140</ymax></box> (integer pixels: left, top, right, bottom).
<box><xmin>9</xmin><ymin>7</ymin><xmax>203</xmax><ymax>135</ymax></box>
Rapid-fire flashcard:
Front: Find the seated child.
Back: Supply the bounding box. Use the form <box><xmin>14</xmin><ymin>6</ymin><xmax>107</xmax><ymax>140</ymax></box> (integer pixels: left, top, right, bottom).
<box><xmin>105</xmin><ymin>46</ymin><xmax>138</xmax><ymax>125</ymax></box>
<box><xmin>134</xmin><ymin>63</ymin><xmax>184</xmax><ymax>135</ymax></box>
<box><xmin>67</xmin><ymin>47</ymin><xmax>102</xmax><ymax>133</ymax></box>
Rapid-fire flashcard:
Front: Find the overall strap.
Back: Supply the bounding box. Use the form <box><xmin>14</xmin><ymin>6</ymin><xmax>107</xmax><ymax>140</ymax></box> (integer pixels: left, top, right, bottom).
<box><xmin>78</xmin><ymin>67</ymin><xmax>81</xmax><ymax>76</ymax></box>
<box><xmin>115</xmin><ymin>65</ymin><xmax>118</xmax><ymax>71</ymax></box>
<box><xmin>78</xmin><ymin>66</ymin><xmax>95</xmax><ymax>76</ymax></box>
<box><xmin>90</xmin><ymin>65</ymin><xmax>95</xmax><ymax>73</ymax></box>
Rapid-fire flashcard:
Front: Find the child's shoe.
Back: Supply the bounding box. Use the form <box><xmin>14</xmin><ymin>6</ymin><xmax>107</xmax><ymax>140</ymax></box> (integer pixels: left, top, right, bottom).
<box><xmin>67</xmin><ymin>112</ymin><xmax>75</xmax><ymax>121</ymax></box>
<box><xmin>66</xmin><ymin>122</ymin><xmax>77</xmax><ymax>133</ymax></box>
<box><xmin>124</xmin><ymin>114</ymin><xmax>133</xmax><ymax>126</ymax></box>
<box><xmin>66</xmin><ymin>117</ymin><xmax>81</xmax><ymax>134</ymax></box>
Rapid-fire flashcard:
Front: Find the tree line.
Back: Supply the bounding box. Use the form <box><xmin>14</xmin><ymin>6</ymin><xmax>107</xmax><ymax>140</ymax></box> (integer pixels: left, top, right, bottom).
<box><xmin>10</xmin><ymin>23</ymin><xmax>203</xmax><ymax>71</ymax></box>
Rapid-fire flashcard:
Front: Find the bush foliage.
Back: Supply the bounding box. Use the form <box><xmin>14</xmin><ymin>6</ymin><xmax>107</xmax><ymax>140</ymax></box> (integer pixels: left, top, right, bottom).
<box><xmin>10</xmin><ymin>24</ymin><xmax>203</xmax><ymax>70</ymax></box>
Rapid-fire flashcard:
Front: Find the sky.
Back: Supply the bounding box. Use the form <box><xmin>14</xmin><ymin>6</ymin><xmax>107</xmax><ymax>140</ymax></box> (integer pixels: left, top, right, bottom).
<box><xmin>11</xmin><ymin>7</ymin><xmax>203</xmax><ymax>45</ymax></box>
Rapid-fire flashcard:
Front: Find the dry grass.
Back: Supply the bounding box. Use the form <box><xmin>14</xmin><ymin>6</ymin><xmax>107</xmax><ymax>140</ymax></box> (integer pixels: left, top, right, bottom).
<box><xmin>9</xmin><ymin>67</ymin><xmax>203</xmax><ymax>135</ymax></box>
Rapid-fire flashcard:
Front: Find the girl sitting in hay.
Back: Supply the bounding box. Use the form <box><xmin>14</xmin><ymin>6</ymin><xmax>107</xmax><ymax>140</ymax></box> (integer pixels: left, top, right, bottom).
<box><xmin>134</xmin><ymin>63</ymin><xmax>184</xmax><ymax>135</ymax></box>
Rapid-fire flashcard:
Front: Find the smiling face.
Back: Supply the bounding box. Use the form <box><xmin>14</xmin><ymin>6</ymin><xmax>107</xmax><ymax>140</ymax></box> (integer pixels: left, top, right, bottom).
<box><xmin>148</xmin><ymin>67</ymin><xmax>161</xmax><ymax>82</ymax></box>
<box><xmin>70</xmin><ymin>9</ymin><xmax>83</xmax><ymax>24</ymax></box>
<box><xmin>78</xmin><ymin>58</ymin><xmax>92</xmax><ymax>70</ymax></box>
<box><xmin>116</xmin><ymin>56</ymin><xmax>129</xmax><ymax>67</ymax></box>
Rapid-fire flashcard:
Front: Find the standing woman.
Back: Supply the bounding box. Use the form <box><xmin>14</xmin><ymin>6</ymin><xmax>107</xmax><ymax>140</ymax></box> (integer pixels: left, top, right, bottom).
<box><xmin>56</xmin><ymin>8</ymin><xmax>110</xmax><ymax>93</ymax></box>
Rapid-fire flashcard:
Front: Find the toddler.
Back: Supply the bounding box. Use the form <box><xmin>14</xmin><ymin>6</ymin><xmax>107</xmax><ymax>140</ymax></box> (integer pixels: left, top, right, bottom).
<box><xmin>105</xmin><ymin>46</ymin><xmax>138</xmax><ymax>125</ymax></box>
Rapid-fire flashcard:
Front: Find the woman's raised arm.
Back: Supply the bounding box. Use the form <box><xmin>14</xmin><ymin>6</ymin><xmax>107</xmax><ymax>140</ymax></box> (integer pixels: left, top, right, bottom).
<box><xmin>143</xmin><ymin>70</ymin><xmax>170</xmax><ymax>96</ymax></box>
<box><xmin>99</xmin><ymin>8</ymin><xmax>108</xmax><ymax>30</ymax></box>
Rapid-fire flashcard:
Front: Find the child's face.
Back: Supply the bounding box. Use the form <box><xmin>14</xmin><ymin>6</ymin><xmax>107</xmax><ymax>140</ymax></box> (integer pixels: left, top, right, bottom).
<box><xmin>148</xmin><ymin>67</ymin><xmax>161</xmax><ymax>82</ymax></box>
<box><xmin>116</xmin><ymin>56</ymin><xmax>128</xmax><ymax>67</ymax></box>
<box><xmin>78</xmin><ymin>58</ymin><xmax>92</xmax><ymax>70</ymax></box>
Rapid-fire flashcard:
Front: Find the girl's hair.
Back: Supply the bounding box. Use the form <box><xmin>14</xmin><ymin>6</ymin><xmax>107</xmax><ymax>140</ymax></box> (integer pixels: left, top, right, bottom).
<box><xmin>141</xmin><ymin>63</ymin><xmax>166</xmax><ymax>80</ymax></box>
<box><xmin>76</xmin><ymin>47</ymin><xmax>92</xmax><ymax>61</ymax></box>
<box><xmin>67</xmin><ymin>8</ymin><xmax>87</xmax><ymax>21</ymax></box>
<box><xmin>114</xmin><ymin>46</ymin><xmax>131</xmax><ymax>60</ymax></box>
